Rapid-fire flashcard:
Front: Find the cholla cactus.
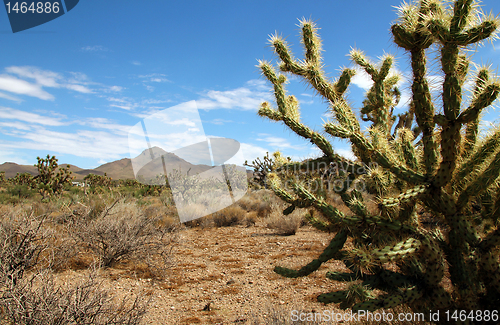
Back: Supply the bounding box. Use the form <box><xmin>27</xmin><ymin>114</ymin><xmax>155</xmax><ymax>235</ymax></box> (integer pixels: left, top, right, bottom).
<box><xmin>34</xmin><ymin>155</ymin><xmax>73</xmax><ymax>199</ymax></box>
<box><xmin>258</xmin><ymin>0</ymin><xmax>500</xmax><ymax>321</ymax></box>
<box><xmin>245</xmin><ymin>151</ymin><xmax>291</xmax><ymax>189</ymax></box>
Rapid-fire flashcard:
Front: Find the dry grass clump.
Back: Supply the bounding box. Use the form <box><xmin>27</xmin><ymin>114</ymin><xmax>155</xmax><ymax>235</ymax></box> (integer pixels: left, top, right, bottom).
<box><xmin>266</xmin><ymin>208</ymin><xmax>304</xmax><ymax>236</ymax></box>
<box><xmin>142</xmin><ymin>202</ymin><xmax>180</xmax><ymax>231</ymax></box>
<box><xmin>211</xmin><ymin>204</ymin><xmax>247</xmax><ymax>227</ymax></box>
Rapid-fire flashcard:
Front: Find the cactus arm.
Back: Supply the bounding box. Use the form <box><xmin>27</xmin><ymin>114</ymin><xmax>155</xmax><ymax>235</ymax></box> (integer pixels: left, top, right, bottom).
<box><xmin>305</xmin><ymin>215</ymin><xmax>335</xmax><ymax>232</ymax></box>
<box><xmin>462</xmin><ymin>68</ymin><xmax>489</xmax><ymax>156</ymax></box>
<box><xmin>430</xmin><ymin>0</ymin><xmax>499</xmax><ymax>188</ymax></box>
<box><xmin>300</xmin><ymin>18</ymin><xmax>322</xmax><ymax>66</ymax></box>
<box><xmin>324</xmin><ymin>125</ymin><xmax>426</xmax><ymax>184</ymax></box>
<box><xmin>455</xmin><ymin>20</ymin><xmax>500</xmax><ymax>45</ymax></box>
<box><xmin>271</xmin><ymin>31</ymin><xmax>345</xmax><ymax>104</ymax></box>
<box><xmin>454</xmin><ymin>126</ymin><xmax>500</xmax><ymax>191</ymax></box>
<box><xmin>379</xmin><ymin>185</ymin><xmax>427</xmax><ymax>208</ymax></box>
<box><xmin>352</xmin><ymin>50</ymin><xmax>396</xmax><ymax>136</ymax></box>
<box><xmin>274</xmin><ymin>228</ymin><xmax>348</xmax><ymax>278</ymax></box>
<box><xmin>259</xmin><ymin>62</ymin><xmax>338</xmax><ymax>161</ymax></box>
<box><xmin>457</xmin><ymin>83</ymin><xmax>500</xmax><ymax>125</ymax></box>
<box><xmin>257</xmin><ymin>101</ymin><xmax>282</xmax><ymax>121</ymax></box>
<box><xmin>371</xmin><ymin>238</ymin><xmax>421</xmax><ymax>263</ymax></box>
<box><xmin>348</xmin><ymin>286</ymin><xmax>423</xmax><ymax>312</ymax></box>
<box><xmin>456</xmin><ymin>150</ymin><xmax>500</xmax><ymax>211</ymax></box>
<box><xmin>392</xmin><ymin>0</ymin><xmax>439</xmax><ymax>177</ymax></box>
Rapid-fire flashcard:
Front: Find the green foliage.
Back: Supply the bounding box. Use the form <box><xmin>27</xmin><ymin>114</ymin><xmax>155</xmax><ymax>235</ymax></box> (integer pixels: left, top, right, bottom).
<box><xmin>34</xmin><ymin>155</ymin><xmax>74</xmax><ymax>199</ymax></box>
<box><xmin>84</xmin><ymin>173</ymin><xmax>112</xmax><ymax>188</ymax></box>
<box><xmin>9</xmin><ymin>172</ymin><xmax>36</xmax><ymax>188</ymax></box>
<box><xmin>257</xmin><ymin>0</ymin><xmax>500</xmax><ymax>322</ymax></box>
<box><xmin>7</xmin><ymin>185</ymin><xmax>35</xmax><ymax>199</ymax></box>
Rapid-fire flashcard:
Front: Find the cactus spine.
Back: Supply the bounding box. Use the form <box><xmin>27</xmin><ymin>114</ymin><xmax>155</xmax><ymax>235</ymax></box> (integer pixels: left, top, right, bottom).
<box><xmin>257</xmin><ymin>0</ymin><xmax>500</xmax><ymax>322</ymax></box>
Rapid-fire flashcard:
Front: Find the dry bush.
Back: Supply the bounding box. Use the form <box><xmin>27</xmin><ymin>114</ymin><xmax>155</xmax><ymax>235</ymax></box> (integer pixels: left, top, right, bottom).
<box><xmin>70</xmin><ymin>200</ymin><xmax>176</xmax><ymax>271</ymax></box>
<box><xmin>0</xmin><ymin>208</ymin><xmax>50</xmax><ymax>286</ymax></box>
<box><xmin>211</xmin><ymin>204</ymin><xmax>247</xmax><ymax>227</ymax></box>
<box><xmin>142</xmin><ymin>202</ymin><xmax>180</xmax><ymax>231</ymax></box>
<box><xmin>266</xmin><ymin>208</ymin><xmax>303</xmax><ymax>236</ymax></box>
<box><xmin>236</xmin><ymin>193</ymin><xmax>261</xmax><ymax>211</ymax></box>
<box><xmin>0</xmin><ymin>207</ymin><xmax>150</xmax><ymax>325</ymax></box>
<box><xmin>0</xmin><ymin>269</ymin><xmax>149</xmax><ymax>325</ymax></box>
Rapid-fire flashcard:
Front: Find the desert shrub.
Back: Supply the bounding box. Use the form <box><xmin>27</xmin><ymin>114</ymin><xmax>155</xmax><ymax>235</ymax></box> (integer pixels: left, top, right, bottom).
<box><xmin>211</xmin><ymin>204</ymin><xmax>247</xmax><ymax>227</ymax></box>
<box><xmin>0</xmin><ymin>268</ymin><xmax>149</xmax><ymax>325</ymax></box>
<box><xmin>71</xmin><ymin>200</ymin><xmax>176</xmax><ymax>270</ymax></box>
<box><xmin>0</xmin><ymin>209</ymin><xmax>50</xmax><ymax>286</ymax></box>
<box><xmin>6</xmin><ymin>184</ymin><xmax>35</xmax><ymax>199</ymax></box>
<box><xmin>266</xmin><ymin>209</ymin><xmax>303</xmax><ymax>236</ymax></box>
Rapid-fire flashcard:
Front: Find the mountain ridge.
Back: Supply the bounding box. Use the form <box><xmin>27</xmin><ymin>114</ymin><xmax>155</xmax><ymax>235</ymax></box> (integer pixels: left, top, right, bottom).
<box><xmin>0</xmin><ymin>147</ymin><xmax>217</xmax><ymax>181</ymax></box>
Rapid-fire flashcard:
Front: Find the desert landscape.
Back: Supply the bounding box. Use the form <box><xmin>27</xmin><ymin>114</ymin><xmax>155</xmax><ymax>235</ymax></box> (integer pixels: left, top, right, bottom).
<box><xmin>2</xmin><ymin>0</ymin><xmax>500</xmax><ymax>324</ymax></box>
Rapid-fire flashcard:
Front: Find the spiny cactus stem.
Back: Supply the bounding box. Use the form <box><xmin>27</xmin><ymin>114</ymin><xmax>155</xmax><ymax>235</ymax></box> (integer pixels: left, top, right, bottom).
<box><xmin>274</xmin><ymin>228</ymin><xmax>348</xmax><ymax>278</ymax></box>
<box><xmin>301</xmin><ymin>20</ymin><xmax>322</xmax><ymax>66</ymax></box>
<box><xmin>458</xmin><ymin>83</ymin><xmax>500</xmax><ymax>124</ymax></box>
<box><xmin>457</xmin><ymin>149</ymin><xmax>500</xmax><ymax>211</ymax></box>
<box><xmin>434</xmin><ymin>122</ymin><xmax>462</xmax><ymax>187</ymax></box>
<box><xmin>410</xmin><ymin>48</ymin><xmax>438</xmax><ymax>176</ymax></box>
<box><xmin>455</xmin><ymin>127</ymin><xmax>500</xmax><ymax>189</ymax></box>
<box><xmin>272</xmin><ymin>39</ymin><xmax>344</xmax><ymax>103</ymax></box>
<box><xmin>450</xmin><ymin>0</ymin><xmax>473</xmax><ymax>35</ymax></box>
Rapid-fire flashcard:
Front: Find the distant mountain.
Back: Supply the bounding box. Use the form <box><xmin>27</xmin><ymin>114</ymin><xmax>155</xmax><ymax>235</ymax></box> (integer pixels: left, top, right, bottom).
<box><xmin>0</xmin><ymin>147</ymin><xmax>216</xmax><ymax>181</ymax></box>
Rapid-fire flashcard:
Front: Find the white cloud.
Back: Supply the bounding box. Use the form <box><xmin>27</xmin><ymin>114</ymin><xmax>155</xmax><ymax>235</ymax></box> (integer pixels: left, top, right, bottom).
<box><xmin>0</xmin><ymin>91</ymin><xmax>21</xmax><ymax>102</ymax></box>
<box><xmin>0</xmin><ymin>107</ymin><xmax>64</xmax><ymax>126</ymax></box>
<box><xmin>255</xmin><ymin>134</ymin><xmax>305</xmax><ymax>151</ymax></box>
<box><xmin>196</xmin><ymin>81</ymin><xmax>272</xmax><ymax>111</ymax></box>
<box><xmin>5</xmin><ymin>126</ymin><xmax>130</xmax><ymax>161</ymax></box>
<box><xmin>138</xmin><ymin>73</ymin><xmax>170</xmax><ymax>83</ymax></box>
<box><xmin>336</xmin><ymin>148</ymin><xmax>356</xmax><ymax>160</ymax></box>
<box><xmin>1</xmin><ymin>66</ymin><xmax>94</xmax><ymax>99</ymax></box>
<box><xmin>351</xmin><ymin>68</ymin><xmax>373</xmax><ymax>90</ymax></box>
<box><xmin>65</xmin><ymin>84</ymin><xmax>93</xmax><ymax>93</ymax></box>
<box><xmin>6</xmin><ymin>66</ymin><xmax>61</xmax><ymax>87</ymax></box>
<box><xmin>110</xmin><ymin>104</ymin><xmax>134</xmax><ymax>111</ymax></box>
<box><xmin>0</xmin><ymin>74</ymin><xmax>54</xmax><ymax>100</ymax></box>
<box><xmin>131</xmin><ymin>61</ymin><xmax>142</xmax><ymax>66</ymax></box>
<box><xmin>79</xmin><ymin>117</ymin><xmax>133</xmax><ymax>135</ymax></box>
<box><xmin>107</xmin><ymin>85</ymin><xmax>123</xmax><ymax>92</ymax></box>
<box><xmin>0</xmin><ymin>121</ymin><xmax>32</xmax><ymax>131</ymax></box>
<box><xmin>206</xmin><ymin>118</ymin><xmax>233</xmax><ymax>125</ymax></box>
<box><xmin>224</xmin><ymin>142</ymin><xmax>269</xmax><ymax>166</ymax></box>
<box><xmin>81</xmin><ymin>45</ymin><xmax>109</xmax><ymax>52</ymax></box>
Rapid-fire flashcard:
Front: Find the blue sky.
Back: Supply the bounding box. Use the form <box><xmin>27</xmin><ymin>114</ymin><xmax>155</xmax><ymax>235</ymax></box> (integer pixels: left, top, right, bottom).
<box><xmin>0</xmin><ymin>0</ymin><xmax>500</xmax><ymax>170</ymax></box>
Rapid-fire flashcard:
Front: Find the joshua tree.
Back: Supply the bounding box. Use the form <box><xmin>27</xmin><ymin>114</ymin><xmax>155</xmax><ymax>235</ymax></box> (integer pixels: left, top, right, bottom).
<box><xmin>257</xmin><ymin>0</ymin><xmax>500</xmax><ymax>322</ymax></box>
<box><xmin>34</xmin><ymin>155</ymin><xmax>73</xmax><ymax>199</ymax></box>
